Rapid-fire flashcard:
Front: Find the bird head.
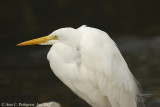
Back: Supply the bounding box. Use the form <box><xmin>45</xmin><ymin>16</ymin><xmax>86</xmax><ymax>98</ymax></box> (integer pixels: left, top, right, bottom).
<box><xmin>17</xmin><ymin>27</ymin><xmax>81</xmax><ymax>46</ymax></box>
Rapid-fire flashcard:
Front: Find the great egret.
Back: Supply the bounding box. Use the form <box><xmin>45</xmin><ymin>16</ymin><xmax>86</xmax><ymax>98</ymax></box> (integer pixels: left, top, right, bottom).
<box><xmin>17</xmin><ymin>25</ymin><xmax>143</xmax><ymax>107</ymax></box>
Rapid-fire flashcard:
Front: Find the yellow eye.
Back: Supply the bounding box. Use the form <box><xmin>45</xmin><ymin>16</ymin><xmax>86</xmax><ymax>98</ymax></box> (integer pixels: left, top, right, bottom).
<box><xmin>49</xmin><ymin>35</ymin><xmax>58</xmax><ymax>40</ymax></box>
<box><xmin>54</xmin><ymin>35</ymin><xmax>58</xmax><ymax>38</ymax></box>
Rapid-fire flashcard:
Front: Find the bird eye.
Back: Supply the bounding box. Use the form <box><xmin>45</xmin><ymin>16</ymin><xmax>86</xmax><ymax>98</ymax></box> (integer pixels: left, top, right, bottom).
<box><xmin>54</xmin><ymin>35</ymin><xmax>59</xmax><ymax>39</ymax></box>
<box><xmin>54</xmin><ymin>35</ymin><xmax>58</xmax><ymax>38</ymax></box>
<box><xmin>49</xmin><ymin>35</ymin><xmax>58</xmax><ymax>40</ymax></box>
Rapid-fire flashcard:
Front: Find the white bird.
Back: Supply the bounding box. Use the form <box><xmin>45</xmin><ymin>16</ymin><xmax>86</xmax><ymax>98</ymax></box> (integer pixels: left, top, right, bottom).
<box><xmin>17</xmin><ymin>25</ymin><xmax>143</xmax><ymax>107</ymax></box>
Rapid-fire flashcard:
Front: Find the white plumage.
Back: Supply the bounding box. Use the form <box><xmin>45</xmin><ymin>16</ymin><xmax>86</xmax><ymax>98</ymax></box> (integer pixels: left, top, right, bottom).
<box><xmin>47</xmin><ymin>25</ymin><xmax>141</xmax><ymax>107</ymax></box>
<box><xmin>18</xmin><ymin>25</ymin><xmax>143</xmax><ymax>107</ymax></box>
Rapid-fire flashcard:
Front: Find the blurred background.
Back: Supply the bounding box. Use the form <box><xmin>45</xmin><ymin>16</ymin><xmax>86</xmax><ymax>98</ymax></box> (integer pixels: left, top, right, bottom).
<box><xmin>0</xmin><ymin>0</ymin><xmax>160</xmax><ymax>107</ymax></box>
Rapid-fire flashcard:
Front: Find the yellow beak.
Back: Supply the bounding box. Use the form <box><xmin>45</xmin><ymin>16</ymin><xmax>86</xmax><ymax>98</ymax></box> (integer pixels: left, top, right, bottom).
<box><xmin>17</xmin><ymin>35</ymin><xmax>58</xmax><ymax>46</ymax></box>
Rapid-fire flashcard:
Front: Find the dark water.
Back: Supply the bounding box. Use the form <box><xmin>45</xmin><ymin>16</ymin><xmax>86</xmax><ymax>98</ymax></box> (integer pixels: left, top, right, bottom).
<box><xmin>0</xmin><ymin>36</ymin><xmax>160</xmax><ymax>107</ymax></box>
